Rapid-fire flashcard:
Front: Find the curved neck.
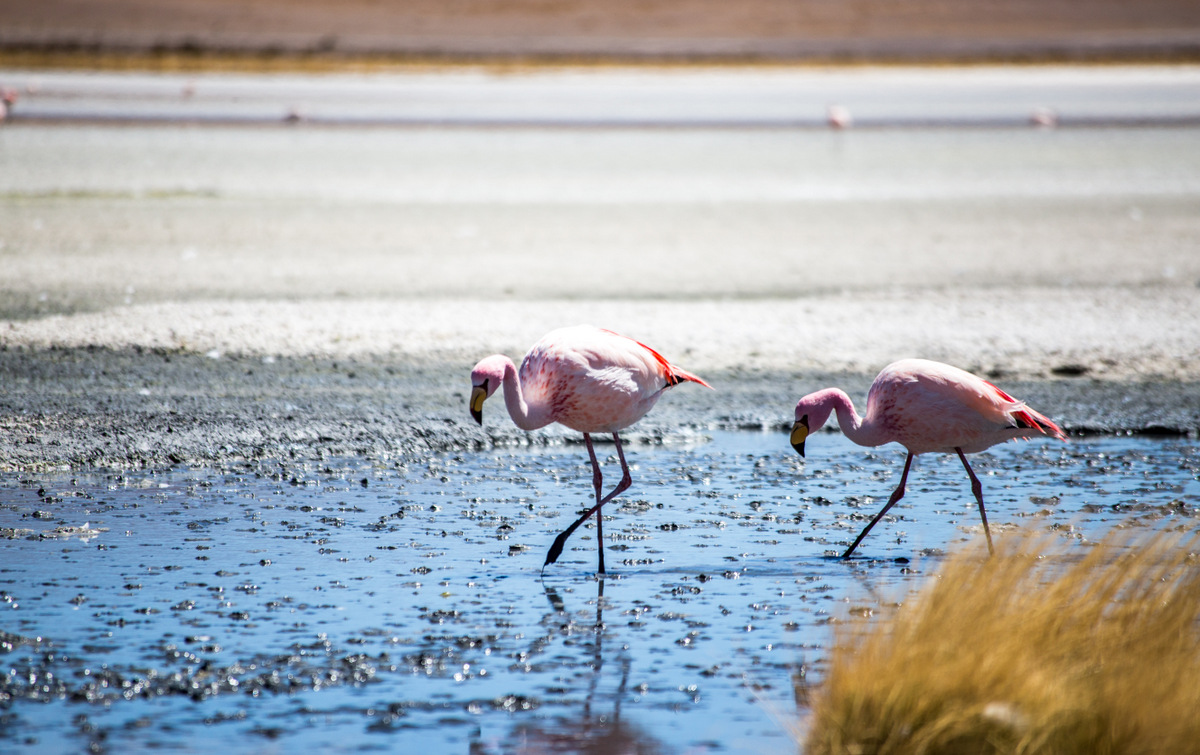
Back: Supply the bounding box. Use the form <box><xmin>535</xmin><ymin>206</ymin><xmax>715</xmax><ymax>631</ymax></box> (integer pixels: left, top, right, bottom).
<box><xmin>822</xmin><ymin>389</ymin><xmax>887</xmax><ymax>448</ymax></box>
<box><xmin>500</xmin><ymin>360</ymin><xmax>553</xmax><ymax>432</ymax></box>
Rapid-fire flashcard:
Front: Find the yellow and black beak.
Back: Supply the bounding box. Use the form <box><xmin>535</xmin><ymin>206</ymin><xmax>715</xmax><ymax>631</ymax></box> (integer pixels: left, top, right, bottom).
<box><xmin>790</xmin><ymin>415</ymin><xmax>809</xmax><ymax>457</ymax></box>
<box><xmin>469</xmin><ymin>381</ymin><xmax>488</xmax><ymax>425</ymax></box>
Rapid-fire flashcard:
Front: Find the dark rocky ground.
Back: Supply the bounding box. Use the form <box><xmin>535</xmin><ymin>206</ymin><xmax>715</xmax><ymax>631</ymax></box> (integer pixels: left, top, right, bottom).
<box><xmin>2</xmin><ymin>346</ymin><xmax>1195</xmax><ymax>473</ymax></box>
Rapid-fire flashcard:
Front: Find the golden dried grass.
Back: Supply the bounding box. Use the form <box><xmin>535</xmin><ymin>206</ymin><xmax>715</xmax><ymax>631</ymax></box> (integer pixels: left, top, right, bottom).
<box><xmin>804</xmin><ymin>531</ymin><xmax>1200</xmax><ymax>755</ymax></box>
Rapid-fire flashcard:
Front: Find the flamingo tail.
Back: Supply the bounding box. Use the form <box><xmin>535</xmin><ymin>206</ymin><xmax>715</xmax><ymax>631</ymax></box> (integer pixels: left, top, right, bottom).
<box><xmin>1011</xmin><ymin>404</ymin><xmax>1067</xmax><ymax>440</ymax></box>
<box><xmin>989</xmin><ymin>382</ymin><xmax>1066</xmax><ymax>440</ymax></box>
<box><xmin>605</xmin><ymin>329</ymin><xmax>713</xmax><ymax>390</ymax></box>
<box><xmin>664</xmin><ymin>364</ymin><xmax>713</xmax><ymax>390</ymax></box>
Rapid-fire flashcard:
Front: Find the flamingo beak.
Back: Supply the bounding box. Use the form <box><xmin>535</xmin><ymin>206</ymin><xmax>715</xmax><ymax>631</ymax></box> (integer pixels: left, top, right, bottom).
<box><xmin>469</xmin><ymin>381</ymin><xmax>488</xmax><ymax>425</ymax></box>
<box><xmin>790</xmin><ymin>416</ymin><xmax>809</xmax><ymax>457</ymax></box>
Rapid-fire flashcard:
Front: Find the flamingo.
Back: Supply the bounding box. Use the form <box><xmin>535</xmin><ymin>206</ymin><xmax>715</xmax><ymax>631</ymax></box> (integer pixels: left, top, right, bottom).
<box><xmin>470</xmin><ymin>325</ymin><xmax>712</xmax><ymax>574</ymax></box>
<box><xmin>789</xmin><ymin>359</ymin><xmax>1066</xmax><ymax>558</ymax></box>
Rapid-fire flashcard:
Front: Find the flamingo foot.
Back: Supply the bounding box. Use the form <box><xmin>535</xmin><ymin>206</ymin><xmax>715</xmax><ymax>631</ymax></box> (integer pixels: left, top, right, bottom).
<box><xmin>543</xmin><ymin>530</ymin><xmax>570</xmax><ymax>570</ymax></box>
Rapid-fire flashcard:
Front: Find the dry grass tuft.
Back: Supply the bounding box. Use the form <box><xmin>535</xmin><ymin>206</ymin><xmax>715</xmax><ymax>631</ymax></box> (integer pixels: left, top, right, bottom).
<box><xmin>804</xmin><ymin>531</ymin><xmax>1200</xmax><ymax>755</ymax></box>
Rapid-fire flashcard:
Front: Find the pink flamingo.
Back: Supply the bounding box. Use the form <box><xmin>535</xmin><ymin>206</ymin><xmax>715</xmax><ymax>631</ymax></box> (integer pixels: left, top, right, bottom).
<box><xmin>0</xmin><ymin>87</ymin><xmax>17</xmax><ymax>123</ymax></box>
<box><xmin>790</xmin><ymin>359</ymin><xmax>1066</xmax><ymax>558</ymax></box>
<box><xmin>470</xmin><ymin>325</ymin><xmax>712</xmax><ymax>574</ymax></box>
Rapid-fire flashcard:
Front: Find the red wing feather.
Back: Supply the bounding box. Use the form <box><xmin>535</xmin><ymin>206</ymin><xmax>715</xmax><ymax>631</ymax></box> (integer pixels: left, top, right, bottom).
<box><xmin>983</xmin><ymin>379</ymin><xmax>1066</xmax><ymax>440</ymax></box>
<box><xmin>601</xmin><ymin>329</ymin><xmax>713</xmax><ymax>390</ymax></box>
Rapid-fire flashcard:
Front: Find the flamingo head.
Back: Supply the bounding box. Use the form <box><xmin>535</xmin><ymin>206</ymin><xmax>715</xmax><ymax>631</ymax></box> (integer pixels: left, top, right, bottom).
<box><xmin>469</xmin><ymin>355</ymin><xmax>508</xmax><ymax>425</ymax></box>
<box><xmin>791</xmin><ymin>392</ymin><xmax>836</xmax><ymax>457</ymax></box>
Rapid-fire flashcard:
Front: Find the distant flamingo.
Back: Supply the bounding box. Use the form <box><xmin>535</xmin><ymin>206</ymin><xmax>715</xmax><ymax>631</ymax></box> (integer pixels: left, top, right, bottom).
<box><xmin>0</xmin><ymin>87</ymin><xmax>17</xmax><ymax>123</ymax></box>
<box><xmin>470</xmin><ymin>325</ymin><xmax>712</xmax><ymax>574</ymax></box>
<box><xmin>826</xmin><ymin>104</ymin><xmax>853</xmax><ymax>129</ymax></box>
<box><xmin>790</xmin><ymin>359</ymin><xmax>1066</xmax><ymax>558</ymax></box>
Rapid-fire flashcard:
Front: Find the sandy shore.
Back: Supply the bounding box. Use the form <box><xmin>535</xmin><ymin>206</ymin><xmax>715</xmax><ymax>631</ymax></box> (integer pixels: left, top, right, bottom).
<box><xmin>3</xmin><ymin>289</ymin><xmax>1198</xmax><ymax>472</ymax></box>
<box><xmin>6</xmin><ymin>292</ymin><xmax>1200</xmax><ymax>380</ymax></box>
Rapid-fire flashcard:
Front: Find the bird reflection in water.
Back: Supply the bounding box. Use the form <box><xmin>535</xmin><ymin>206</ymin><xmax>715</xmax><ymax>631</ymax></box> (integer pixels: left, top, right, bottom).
<box><xmin>472</xmin><ymin>578</ymin><xmax>665</xmax><ymax>754</ymax></box>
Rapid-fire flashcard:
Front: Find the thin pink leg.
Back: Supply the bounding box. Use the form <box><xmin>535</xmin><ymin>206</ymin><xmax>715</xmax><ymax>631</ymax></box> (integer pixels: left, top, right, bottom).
<box><xmin>543</xmin><ymin>433</ymin><xmax>634</xmax><ymax>574</ymax></box>
<box><xmin>584</xmin><ymin>433</ymin><xmax>605</xmax><ymax>574</ymax></box>
<box><xmin>608</xmin><ymin>432</ymin><xmax>633</xmax><ymax>502</ymax></box>
<box><xmin>956</xmin><ymin>448</ymin><xmax>995</xmax><ymax>555</ymax></box>
<box><xmin>843</xmin><ymin>453</ymin><xmax>913</xmax><ymax>559</ymax></box>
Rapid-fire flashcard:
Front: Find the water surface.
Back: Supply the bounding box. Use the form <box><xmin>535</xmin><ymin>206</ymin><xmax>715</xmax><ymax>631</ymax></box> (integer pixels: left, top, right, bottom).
<box><xmin>1</xmin><ymin>431</ymin><xmax>1197</xmax><ymax>752</ymax></box>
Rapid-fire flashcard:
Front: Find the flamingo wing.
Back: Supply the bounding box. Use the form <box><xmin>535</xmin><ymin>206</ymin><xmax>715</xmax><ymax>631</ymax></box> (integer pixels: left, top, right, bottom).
<box><xmin>600</xmin><ymin>328</ymin><xmax>713</xmax><ymax>390</ymax></box>
<box><xmin>984</xmin><ymin>382</ymin><xmax>1066</xmax><ymax>439</ymax></box>
<box><xmin>869</xmin><ymin>359</ymin><xmax>1064</xmax><ymax>453</ymax></box>
<box><xmin>518</xmin><ymin>325</ymin><xmax>706</xmax><ymax>433</ymax></box>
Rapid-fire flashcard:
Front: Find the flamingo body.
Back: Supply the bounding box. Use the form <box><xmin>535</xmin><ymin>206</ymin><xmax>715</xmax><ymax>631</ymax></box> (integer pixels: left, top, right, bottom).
<box><xmin>523</xmin><ymin>325</ymin><xmax>704</xmax><ymax>433</ymax></box>
<box><xmin>857</xmin><ymin>359</ymin><xmax>1063</xmax><ymax>455</ymax></box>
<box><xmin>471</xmin><ymin>325</ymin><xmax>710</xmax><ymax>573</ymax></box>
<box><xmin>791</xmin><ymin>359</ymin><xmax>1065</xmax><ymax>558</ymax></box>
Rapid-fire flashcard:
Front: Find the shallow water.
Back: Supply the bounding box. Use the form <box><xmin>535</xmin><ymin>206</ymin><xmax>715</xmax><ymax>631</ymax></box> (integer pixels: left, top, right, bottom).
<box><xmin>1</xmin><ymin>431</ymin><xmax>1198</xmax><ymax>753</ymax></box>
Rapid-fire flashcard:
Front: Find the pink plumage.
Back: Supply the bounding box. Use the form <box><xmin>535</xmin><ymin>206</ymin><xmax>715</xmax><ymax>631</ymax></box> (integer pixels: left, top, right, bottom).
<box><xmin>790</xmin><ymin>358</ymin><xmax>1066</xmax><ymax>558</ymax></box>
<box><xmin>858</xmin><ymin>360</ymin><xmax>1065</xmax><ymax>454</ymax></box>
<box><xmin>470</xmin><ymin>325</ymin><xmax>711</xmax><ymax>574</ymax></box>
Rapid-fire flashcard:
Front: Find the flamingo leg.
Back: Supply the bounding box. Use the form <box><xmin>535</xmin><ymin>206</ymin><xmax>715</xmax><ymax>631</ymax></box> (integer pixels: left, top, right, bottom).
<box><xmin>585</xmin><ymin>433</ymin><xmax>606</xmax><ymax>575</ymax></box>
<box><xmin>956</xmin><ymin>448</ymin><xmax>995</xmax><ymax>555</ymax></box>
<box><xmin>608</xmin><ymin>432</ymin><xmax>633</xmax><ymax>501</ymax></box>
<box><xmin>842</xmin><ymin>452</ymin><xmax>914</xmax><ymax>559</ymax></box>
<box><xmin>543</xmin><ymin>433</ymin><xmax>633</xmax><ymax>574</ymax></box>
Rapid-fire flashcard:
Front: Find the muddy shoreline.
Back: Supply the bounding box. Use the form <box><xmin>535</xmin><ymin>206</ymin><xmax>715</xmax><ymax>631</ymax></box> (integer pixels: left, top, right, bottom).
<box><xmin>2</xmin><ymin>343</ymin><xmax>1196</xmax><ymax>473</ymax></box>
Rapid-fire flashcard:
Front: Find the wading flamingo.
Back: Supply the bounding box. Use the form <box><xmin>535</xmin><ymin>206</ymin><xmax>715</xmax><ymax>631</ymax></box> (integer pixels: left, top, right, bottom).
<box><xmin>789</xmin><ymin>359</ymin><xmax>1066</xmax><ymax>558</ymax></box>
<box><xmin>470</xmin><ymin>325</ymin><xmax>712</xmax><ymax>574</ymax></box>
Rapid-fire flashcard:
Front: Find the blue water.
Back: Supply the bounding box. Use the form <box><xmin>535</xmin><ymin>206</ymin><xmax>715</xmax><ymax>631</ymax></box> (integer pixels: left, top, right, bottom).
<box><xmin>0</xmin><ymin>431</ymin><xmax>1197</xmax><ymax>752</ymax></box>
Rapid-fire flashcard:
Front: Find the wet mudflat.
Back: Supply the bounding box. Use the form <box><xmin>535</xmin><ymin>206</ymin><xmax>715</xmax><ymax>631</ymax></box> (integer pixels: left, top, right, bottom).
<box><xmin>1</xmin><ymin>431</ymin><xmax>1197</xmax><ymax>753</ymax></box>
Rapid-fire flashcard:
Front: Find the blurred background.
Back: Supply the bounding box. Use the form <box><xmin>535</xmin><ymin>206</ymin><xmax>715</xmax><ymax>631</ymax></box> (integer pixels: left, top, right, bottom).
<box><xmin>3</xmin><ymin>1</ymin><xmax>1200</xmax><ymax>314</ymax></box>
<box><xmin>3</xmin><ymin>0</ymin><xmax>1200</xmax><ymax>63</ymax></box>
<box><xmin>1</xmin><ymin>1</ymin><xmax>1198</xmax><ymax>406</ymax></box>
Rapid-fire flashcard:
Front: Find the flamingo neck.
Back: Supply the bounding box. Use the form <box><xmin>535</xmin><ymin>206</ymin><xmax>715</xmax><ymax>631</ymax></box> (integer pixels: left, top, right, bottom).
<box><xmin>499</xmin><ymin>360</ymin><xmax>553</xmax><ymax>432</ymax></box>
<box><xmin>823</xmin><ymin>389</ymin><xmax>888</xmax><ymax>448</ymax></box>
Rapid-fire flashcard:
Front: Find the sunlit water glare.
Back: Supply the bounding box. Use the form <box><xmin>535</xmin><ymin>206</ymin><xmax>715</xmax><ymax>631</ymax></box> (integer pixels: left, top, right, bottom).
<box><xmin>1</xmin><ymin>432</ymin><xmax>1197</xmax><ymax>753</ymax></box>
